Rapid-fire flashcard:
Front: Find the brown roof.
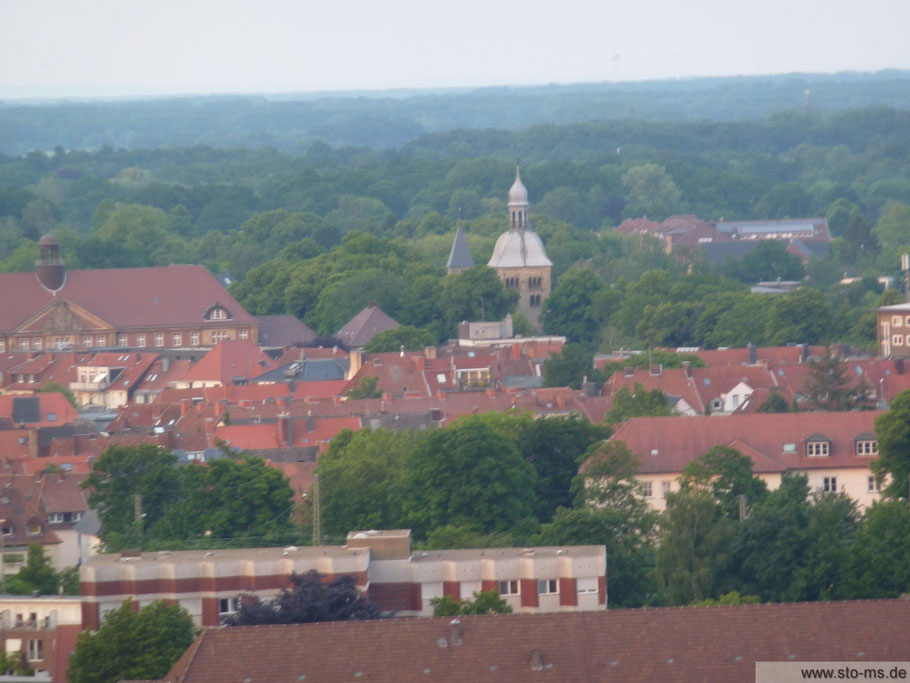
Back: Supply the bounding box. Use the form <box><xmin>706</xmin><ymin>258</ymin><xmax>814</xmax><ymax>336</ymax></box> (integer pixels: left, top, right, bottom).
<box><xmin>160</xmin><ymin>601</ymin><xmax>910</xmax><ymax>682</ymax></box>
<box><xmin>0</xmin><ymin>265</ymin><xmax>257</xmax><ymax>333</ymax></box>
<box><xmin>256</xmin><ymin>315</ymin><xmax>317</xmax><ymax>347</ymax></box>
<box><xmin>335</xmin><ymin>303</ymin><xmax>399</xmax><ymax>349</ymax></box>
<box><xmin>602</xmin><ymin>411</ymin><xmax>883</xmax><ymax>475</ymax></box>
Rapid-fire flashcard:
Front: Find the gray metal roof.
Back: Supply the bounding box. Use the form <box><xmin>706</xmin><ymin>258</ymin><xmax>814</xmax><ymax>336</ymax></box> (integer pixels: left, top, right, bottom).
<box><xmin>488</xmin><ymin>228</ymin><xmax>552</xmax><ymax>268</ymax></box>
<box><xmin>446</xmin><ymin>226</ymin><xmax>475</xmax><ymax>270</ymax></box>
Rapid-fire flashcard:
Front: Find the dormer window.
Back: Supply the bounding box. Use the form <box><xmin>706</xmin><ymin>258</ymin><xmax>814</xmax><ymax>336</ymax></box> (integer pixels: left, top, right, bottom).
<box><xmin>204</xmin><ymin>304</ymin><xmax>231</xmax><ymax>321</ymax></box>
<box><xmin>855</xmin><ymin>439</ymin><xmax>878</xmax><ymax>456</ymax></box>
<box><xmin>27</xmin><ymin>524</ymin><xmax>41</xmax><ymax>536</ymax></box>
<box><xmin>806</xmin><ymin>440</ymin><xmax>830</xmax><ymax>457</ymax></box>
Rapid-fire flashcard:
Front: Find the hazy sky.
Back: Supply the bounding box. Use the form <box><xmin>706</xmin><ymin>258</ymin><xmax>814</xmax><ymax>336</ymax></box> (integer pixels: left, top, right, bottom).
<box><xmin>1</xmin><ymin>0</ymin><xmax>908</xmax><ymax>99</ymax></box>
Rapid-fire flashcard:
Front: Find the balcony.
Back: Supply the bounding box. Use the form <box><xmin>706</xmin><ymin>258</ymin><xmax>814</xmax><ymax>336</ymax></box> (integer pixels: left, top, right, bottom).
<box><xmin>69</xmin><ymin>378</ymin><xmax>110</xmax><ymax>392</ymax></box>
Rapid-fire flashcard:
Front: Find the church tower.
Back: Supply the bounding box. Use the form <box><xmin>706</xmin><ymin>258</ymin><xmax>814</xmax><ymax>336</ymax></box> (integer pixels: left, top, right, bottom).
<box><xmin>488</xmin><ymin>166</ymin><xmax>552</xmax><ymax>329</ymax></box>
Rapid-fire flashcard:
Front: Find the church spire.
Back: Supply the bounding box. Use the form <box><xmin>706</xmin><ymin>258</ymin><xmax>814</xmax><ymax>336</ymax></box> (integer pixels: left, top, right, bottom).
<box><xmin>507</xmin><ymin>165</ymin><xmax>529</xmax><ymax>229</ymax></box>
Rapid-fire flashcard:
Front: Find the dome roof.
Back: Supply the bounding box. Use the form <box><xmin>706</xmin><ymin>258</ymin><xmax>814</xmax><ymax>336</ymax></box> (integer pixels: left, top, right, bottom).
<box><xmin>488</xmin><ymin>227</ymin><xmax>552</xmax><ymax>268</ymax></box>
<box><xmin>508</xmin><ymin>166</ymin><xmax>529</xmax><ymax>206</ymax></box>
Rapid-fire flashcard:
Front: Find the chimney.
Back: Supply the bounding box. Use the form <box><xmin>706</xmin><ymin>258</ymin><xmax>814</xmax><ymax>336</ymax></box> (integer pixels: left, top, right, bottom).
<box><xmin>35</xmin><ymin>234</ymin><xmax>65</xmax><ymax>292</ymax></box>
<box><xmin>800</xmin><ymin>343</ymin><xmax>809</xmax><ymax>363</ymax></box>
<box><xmin>512</xmin><ymin>343</ymin><xmax>521</xmax><ymax>359</ymax></box>
<box><xmin>412</xmin><ymin>355</ymin><xmax>426</xmax><ymax>371</ymax></box>
<box><xmin>278</xmin><ymin>414</ymin><xmax>292</xmax><ymax>446</ymax></box>
<box><xmin>449</xmin><ymin>619</ymin><xmax>462</xmax><ymax>646</ymax></box>
<box><xmin>424</xmin><ymin>346</ymin><xmax>437</xmax><ymax>360</ymax></box>
<box><xmin>682</xmin><ymin>361</ymin><xmax>692</xmax><ymax>378</ymax></box>
<box><xmin>180</xmin><ymin>400</ymin><xmax>190</xmax><ymax>417</ymax></box>
<box><xmin>347</xmin><ymin>350</ymin><xmax>363</xmax><ymax>380</ymax></box>
<box><xmin>747</xmin><ymin>342</ymin><xmax>757</xmax><ymax>365</ymax></box>
<box><xmin>306</xmin><ymin>415</ymin><xmax>314</xmax><ymax>433</ymax></box>
<box><xmin>556</xmin><ymin>394</ymin><xmax>565</xmax><ymax>409</ymax></box>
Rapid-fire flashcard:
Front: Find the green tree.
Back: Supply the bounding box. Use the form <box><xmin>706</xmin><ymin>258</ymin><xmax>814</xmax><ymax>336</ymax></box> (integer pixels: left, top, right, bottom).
<box><xmin>731</xmin><ymin>240</ymin><xmax>805</xmax><ymax>282</ymax></box>
<box><xmin>538</xmin><ymin>441</ymin><xmax>658</xmax><ymax>607</ymax></box>
<box><xmin>9</xmin><ymin>544</ymin><xmax>59</xmax><ymax>595</ymax></box>
<box><xmin>622</xmin><ymin>164</ymin><xmax>683</xmax><ymax>220</ymax></box>
<box><xmin>431</xmin><ymin>589</ymin><xmax>513</xmax><ymax>617</ymax></box>
<box><xmin>421</xmin><ymin>525</ymin><xmax>512</xmax><ymax>550</ymax></box>
<box><xmin>39</xmin><ymin>381</ymin><xmax>78</xmax><ymax>407</ymax></box>
<box><xmin>873</xmin><ymin>390</ymin><xmax>910</xmax><ymax>500</ymax></box>
<box><xmin>82</xmin><ymin>445</ymin><xmax>180</xmax><ymax>550</ymax></box>
<box><xmin>840</xmin><ymin>500</ymin><xmax>910</xmax><ymax>598</ymax></box>
<box><xmin>654</xmin><ymin>490</ymin><xmax>735</xmax><ymax>605</ymax></box>
<box><xmin>689</xmin><ymin>591</ymin><xmax>759</xmax><ymax>606</ymax></box>
<box><xmin>803</xmin><ymin>347</ymin><xmax>872</xmax><ymax>411</ymax></box>
<box><xmin>438</xmin><ymin>266</ymin><xmax>517</xmax><ymax>335</ymax></box>
<box><xmin>757</xmin><ymin>390</ymin><xmax>790</xmax><ymax>413</ymax></box>
<box><xmin>401</xmin><ymin>416</ymin><xmax>537</xmax><ymax>540</ymax></box>
<box><xmin>604</xmin><ymin>384</ymin><xmax>673</xmax><ymax>424</ymax></box>
<box><xmin>363</xmin><ymin>325</ymin><xmax>436</xmax><ymax>352</ymax></box>
<box><xmin>680</xmin><ymin>446</ymin><xmax>769</xmax><ymax>520</ymax></box>
<box><xmin>347</xmin><ymin>375</ymin><xmax>382</xmax><ymax>399</ymax></box>
<box><xmin>318</xmin><ymin>428</ymin><xmax>412</xmax><ymax>541</ymax></box>
<box><xmin>540</xmin><ymin>267</ymin><xmax>608</xmax><ymax>345</ymax></box>
<box><xmin>67</xmin><ymin>601</ymin><xmax>196</xmax><ymax>683</ymax></box>
<box><xmin>542</xmin><ymin>344</ymin><xmax>592</xmax><ymax>389</ymax></box>
<box><xmin>764</xmin><ymin>287</ymin><xmax>831</xmax><ymax>345</ymax></box>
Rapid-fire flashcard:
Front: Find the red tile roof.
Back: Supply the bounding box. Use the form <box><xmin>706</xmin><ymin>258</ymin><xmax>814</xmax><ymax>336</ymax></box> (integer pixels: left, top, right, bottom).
<box><xmin>0</xmin><ymin>265</ymin><xmax>257</xmax><ymax>332</ymax></box>
<box><xmin>179</xmin><ymin>340</ymin><xmax>278</xmax><ymax>385</ymax></box>
<box><xmin>602</xmin><ymin>411</ymin><xmax>883</xmax><ymax>475</ymax></box>
<box><xmin>0</xmin><ymin>393</ymin><xmax>79</xmax><ymax>427</ymax></box>
<box><xmin>336</xmin><ymin>303</ymin><xmax>399</xmax><ymax>348</ymax></box>
<box><xmin>161</xmin><ymin>600</ymin><xmax>910</xmax><ymax>683</ymax></box>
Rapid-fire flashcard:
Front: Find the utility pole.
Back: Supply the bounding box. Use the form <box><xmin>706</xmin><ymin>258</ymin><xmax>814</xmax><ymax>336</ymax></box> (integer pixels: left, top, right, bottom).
<box><xmin>902</xmin><ymin>253</ymin><xmax>909</xmax><ymax>302</ymax></box>
<box><xmin>0</xmin><ymin>518</ymin><xmax>5</xmax><ymax>594</ymax></box>
<box><xmin>312</xmin><ymin>473</ymin><xmax>321</xmax><ymax>547</ymax></box>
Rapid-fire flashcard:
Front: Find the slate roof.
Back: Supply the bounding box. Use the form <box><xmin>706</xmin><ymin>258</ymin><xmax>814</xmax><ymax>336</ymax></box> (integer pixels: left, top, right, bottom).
<box><xmin>256</xmin><ymin>315</ymin><xmax>317</xmax><ymax>347</ymax></box>
<box><xmin>0</xmin><ymin>265</ymin><xmax>257</xmax><ymax>333</ymax></box>
<box><xmin>446</xmin><ymin>226</ymin><xmax>475</xmax><ymax>270</ymax></box>
<box><xmin>335</xmin><ymin>303</ymin><xmax>400</xmax><ymax>349</ymax></box>
<box><xmin>160</xmin><ymin>601</ymin><xmax>910</xmax><ymax>683</ymax></box>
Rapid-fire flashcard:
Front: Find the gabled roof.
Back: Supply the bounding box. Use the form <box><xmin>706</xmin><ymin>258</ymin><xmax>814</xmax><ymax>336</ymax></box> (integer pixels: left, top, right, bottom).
<box><xmin>335</xmin><ymin>304</ymin><xmax>400</xmax><ymax>349</ymax></box>
<box><xmin>162</xmin><ymin>601</ymin><xmax>910</xmax><ymax>683</ymax></box>
<box><xmin>0</xmin><ymin>393</ymin><xmax>79</xmax><ymax>427</ymax></box>
<box><xmin>179</xmin><ymin>340</ymin><xmax>279</xmax><ymax>385</ymax></box>
<box><xmin>0</xmin><ymin>265</ymin><xmax>257</xmax><ymax>333</ymax></box>
<box><xmin>602</xmin><ymin>411</ymin><xmax>883</xmax><ymax>475</ymax></box>
<box><xmin>446</xmin><ymin>226</ymin><xmax>475</xmax><ymax>270</ymax></box>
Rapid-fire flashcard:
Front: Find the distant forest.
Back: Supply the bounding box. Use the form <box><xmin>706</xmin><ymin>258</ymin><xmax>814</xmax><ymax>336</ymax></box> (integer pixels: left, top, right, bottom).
<box><xmin>3</xmin><ymin>71</ymin><xmax>910</xmax><ymax>155</ymax></box>
<box><xmin>2</xmin><ymin>72</ymin><xmax>910</xmax><ymax>350</ymax></box>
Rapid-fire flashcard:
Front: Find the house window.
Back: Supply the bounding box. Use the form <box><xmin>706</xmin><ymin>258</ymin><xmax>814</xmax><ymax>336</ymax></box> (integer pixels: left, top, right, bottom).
<box><xmin>893</xmin><ymin>334</ymin><xmax>904</xmax><ymax>346</ymax></box>
<box><xmin>96</xmin><ymin>335</ymin><xmax>106</xmax><ymax>346</ymax></box>
<box><xmin>576</xmin><ymin>577</ymin><xmax>598</xmax><ymax>594</ymax></box>
<box><xmin>661</xmin><ymin>481</ymin><xmax>672</xmax><ymax>498</ymax></box>
<box><xmin>154</xmin><ymin>333</ymin><xmax>164</xmax><ymax>347</ymax></box>
<box><xmin>207</xmin><ymin>307</ymin><xmax>229</xmax><ymax>321</ymax></box>
<box><xmin>537</xmin><ymin>579</ymin><xmax>558</xmax><ymax>595</ymax></box>
<box><xmin>218</xmin><ymin>597</ymin><xmax>239</xmax><ymax>615</ymax></box>
<box><xmin>137</xmin><ymin>334</ymin><xmax>146</xmax><ymax>347</ymax></box>
<box><xmin>823</xmin><ymin>476</ymin><xmax>837</xmax><ymax>493</ymax></box>
<box><xmin>211</xmin><ymin>331</ymin><xmax>228</xmax><ymax>343</ymax></box>
<box><xmin>529</xmin><ymin>294</ymin><xmax>541</xmax><ymax>307</ymax></box>
<box><xmin>32</xmin><ymin>338</ymin><xmax>42</xmax><ymax>350</ymax></box>
<box><xmin>172</xmin><ymin>333</ymin><xmax>182</xmax><ymax>346</ymax></box>
<box><xmin>856</xmin><ymin>440</ymin><xmax>878</xmax><ymax>456</ymax></box>
<box><xmin>54</xmin><ymin>336</ymin><xmax>71</xmax><ymax>349</ymax></box>
<box><xmin>239</xmin><ymin>329</ymin><xmax>248</xmax><ymax>340</ymax></box>
<box><xmin>19</xmin><ymin>338</ymin><xmax>28</xmax><ymax>350</ymax></box>
<box><xmin>867</xmin><ymin>475</ymin><xmax>881</xmax><ymax>493</ymax></box>
<box><xmin>48</xmin><ymin>513</ymin><xmax>63</xmax><ymax>524</ymax></box>
<box><xmin>2</xmin><ymin>526</ymin><xmax>13</xmax><ymax>536</ymax></box>
<box><xmin>498</xmin><ymin>580</ymin><xmax>519</xmax><ymax>596</ymax></box>
<box><xmin>783</xmin><ymin>443</ymin><xmax>797</xmax><ymax>453</ymax></box>
<box><xmin>906</xmin><ymin>316</ymin><xmax>910</xmax><ymax>327</ymax></box>
<box><xmin>640</xmin><ymin>481</ymin><xmax>653</xmax><ymax>498</ymax></box>
<box><xmin>82</xmin><ymin>336</ymin><xmax>92</xmax><ymax>347</ymax></box>
<box><xmin>191</xmin><ymin>332</ymin><xmax>200</xmax><ymax>346</ymax></box>
<box><xmin>27</xmin><ymin>524</ymin><xmax>41</xmax><ymax>536</ymax></box>
<box><xmin>807</xmin><ymin>441</ymin><xmax>830</xmax><ymax>457</ymax></box>
<box><xmin>46</xmin><ymin>413</ymin><xmax>56</xmax><ymax>422</ymax></box>
<box><xmin>26</xmin><ymin>639</ymin><xmax>42</xmax><ymax>662</ymax></box>
<box><xmin>893</xmin><ymin>315</ymin><xmax>903</xmax><ymax>327</ymax></box>
<box><xmin>117</xmin><ymin>334</ymin><xmax>127</xmax><ymax>346</ymax></box>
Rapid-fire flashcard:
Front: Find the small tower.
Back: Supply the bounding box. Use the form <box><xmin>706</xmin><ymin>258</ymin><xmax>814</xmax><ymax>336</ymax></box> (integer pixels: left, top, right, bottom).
<box><xmin>446</xmin><ymin>226</ymin><xmax>475</xmax><ymax>274</ymax></box>
<box><xmin>35</xmin><ymin>234</ymin><xmax>65</xmax><ymax>292</ymax></box>
<box><xmin>488</xmin><ymin>167</ymin><xmax>552</xmax><ymax>329</ymax></box>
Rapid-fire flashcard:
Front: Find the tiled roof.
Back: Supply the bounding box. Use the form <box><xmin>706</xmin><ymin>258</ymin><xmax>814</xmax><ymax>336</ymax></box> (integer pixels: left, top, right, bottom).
<box><xmin>161</xmin><ymin>601</ymin><xmax>910</xmax><ymax>682</ymax></box>
<box><xmin>256</xmin><ymin>315</ymin><xmax>317</xmax><ymax>347</ymax></box>
<box><xmin>179</xmin><ymin>340</ymin><xmax>278</xmax><ymax>385</ymax></box>
<box><xmin>0</xmin><ymin>393</ymin><xmax>79</xmax><ymax>427</ymax></box>
<box><xmin>0</xmin><ymin>265</ymin><xmax>257</xmax><ymax>333</ymax></box>
<box><xmin>602</xmin><ymin>411</ymin><xmax>883</xmax><ymax>475</ymax></box>
<box><xmin>336</xmin><ymin>303</ymin><xmax>400</xmax><ymax>349</ymax></box>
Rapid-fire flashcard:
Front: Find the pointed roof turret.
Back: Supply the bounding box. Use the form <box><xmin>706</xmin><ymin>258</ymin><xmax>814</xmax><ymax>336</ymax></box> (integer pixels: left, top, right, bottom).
<box><xmin>508</xmin><ymin>165</ymin><xmax>529</xmax><ymax>207</ymax></box>
<box><xmin>446</xmin><ymin>226</ymin><xmax>475</xmax><ymax>272</ymax></box>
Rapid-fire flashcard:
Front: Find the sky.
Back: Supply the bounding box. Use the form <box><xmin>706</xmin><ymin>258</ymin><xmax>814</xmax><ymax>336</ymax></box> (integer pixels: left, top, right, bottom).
<box><xmin>1</xmin><ymin>0</ymin><xmax>909</xmax><ymax>100</ymax></box>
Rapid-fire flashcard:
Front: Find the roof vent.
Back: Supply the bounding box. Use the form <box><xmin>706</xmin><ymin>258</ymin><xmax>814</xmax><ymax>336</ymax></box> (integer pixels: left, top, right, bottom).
<box><xmin>449</xmin><ymin>619</ymin><xmax>463</xmax><ymax>646</ymax></box>
<box><xmin>530</xmin><ymin>650</ymin><xmax>544</xmax><ymax>671</ymax></box>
